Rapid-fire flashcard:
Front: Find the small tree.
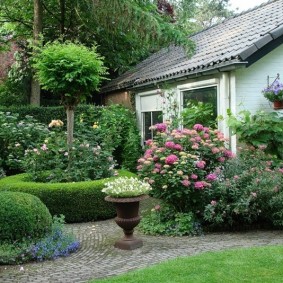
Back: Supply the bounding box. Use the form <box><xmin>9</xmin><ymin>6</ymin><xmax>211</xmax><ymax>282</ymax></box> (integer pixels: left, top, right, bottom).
<box><xmin>33</xmin><ymin>41</ymin><xmax>107</xmax><ymax>146</ymax></box>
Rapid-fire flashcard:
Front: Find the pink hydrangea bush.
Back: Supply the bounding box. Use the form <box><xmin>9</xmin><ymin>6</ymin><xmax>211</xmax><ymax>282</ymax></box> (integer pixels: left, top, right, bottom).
<box><xmin>137</xmin><ymin>123</ymin><xmax>234</xmax><ymax>213</ymax></box>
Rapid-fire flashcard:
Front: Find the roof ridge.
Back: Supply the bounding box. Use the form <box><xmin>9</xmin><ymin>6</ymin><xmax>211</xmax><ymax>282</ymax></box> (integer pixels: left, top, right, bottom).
<box><xmin>190</xmin><ymin>0</ymin><xmax>278</xmax><ymax>38</ymax></box>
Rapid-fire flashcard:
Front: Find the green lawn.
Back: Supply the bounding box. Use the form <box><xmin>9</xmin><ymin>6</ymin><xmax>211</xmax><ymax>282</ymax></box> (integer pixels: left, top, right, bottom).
<box><xmin>91</xmin><ymin>245</ymin><xmax>283</xmax><ymax>283</ymax></box>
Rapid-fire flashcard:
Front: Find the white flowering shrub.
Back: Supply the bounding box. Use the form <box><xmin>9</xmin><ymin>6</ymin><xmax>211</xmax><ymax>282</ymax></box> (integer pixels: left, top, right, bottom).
<box><xmin>102</xmin><ymin>177</ymin><xmax>152</xmax><ymax>198</ymax></box>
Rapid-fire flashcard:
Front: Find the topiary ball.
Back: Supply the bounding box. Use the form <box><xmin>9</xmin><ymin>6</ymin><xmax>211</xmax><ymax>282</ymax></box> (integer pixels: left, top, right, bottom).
<box><xmin>0</xmin><ymin>191</ymin><xmax>52</xmax><ymax>243</ymax></box>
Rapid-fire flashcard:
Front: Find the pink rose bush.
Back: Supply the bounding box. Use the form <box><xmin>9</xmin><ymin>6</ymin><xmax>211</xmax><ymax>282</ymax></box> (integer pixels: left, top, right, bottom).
<box><xmin>137</xmin><ymin>124</ymin><xmax>234</xmax><ymax>212</ymax></box>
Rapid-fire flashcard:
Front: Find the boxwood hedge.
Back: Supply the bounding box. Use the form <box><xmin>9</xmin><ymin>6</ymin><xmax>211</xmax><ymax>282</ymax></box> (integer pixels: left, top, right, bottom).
<box><xmin>0</xmin><ymin>170</ymin><xmax>136</xmax><ymax>223</ymax></box>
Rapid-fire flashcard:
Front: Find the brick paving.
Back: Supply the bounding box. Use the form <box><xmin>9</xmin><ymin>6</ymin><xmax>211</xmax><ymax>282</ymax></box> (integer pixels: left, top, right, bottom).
<box><xmin>1</xmin><ymin>219</ymin><xmax>283</xmax><ymax>283</ymax></box>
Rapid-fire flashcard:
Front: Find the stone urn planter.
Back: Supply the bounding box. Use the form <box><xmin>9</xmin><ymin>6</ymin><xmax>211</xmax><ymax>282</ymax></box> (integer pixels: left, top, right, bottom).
<box><xmin>105</xmin><ymin>194</ymin><xmax>148</xmax><ymax>250</ymax></box>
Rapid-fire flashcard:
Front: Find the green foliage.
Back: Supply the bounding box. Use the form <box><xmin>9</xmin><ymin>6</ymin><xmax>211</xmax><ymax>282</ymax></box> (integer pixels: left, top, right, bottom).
<box><xmin>0</xmin><ymin>51</ymin><xmax>31</xmax><ymax>106</ymax></box>
<box><xmin>0</xmin><ymin>0</ymin><xmax>194</xmax><ymax>76</ymax></box>
<box><xmin>0</xmin><ymin>111</ymin><xmax>49</xmax><ymax>174</ymax></box>
<box><xmin>139</xmin><ymin>203</ymin><xmax>202</xmax><ymax>236</ymax></box>
<box><xmin>75</xmin><ymin>104</ymin><xmax>142</xmax><ymax>171</ymax></box>
<box><xmin>227</xmin><ymin>110</ymin><xmax>283</xmax><ymax>159</ymax></box>
<box><xmin>33</xmin><ymin>41</ymin><xmax>108</xmax><ymax>106</ymax></box>
<box><xmin>0</xmin><ymin>191</ymin><xmax>52</xmax><ymax>243</ymax></box>
<box><xmin>203</xmin><ymin>148</ymin><xmax>283</xmax><ymax>230</ymax></box>
<box><xmin>22</xmin><ymin>132</ymin><xmax>116</xmax><ymax>183</ymax></box>
<box><xmin>0</xmin><ymin>170</ymin><xmax>136</xmax><ymax>223</ymax></box>
<box><xmin>181</xmin><ymin>101</ymin><xmax>216</xmax><ymax>128</ymax></box>
<box><xmin>0</xmin><ymin>104</ymin><xmax>141</xmax><ymax>172</ymax></box>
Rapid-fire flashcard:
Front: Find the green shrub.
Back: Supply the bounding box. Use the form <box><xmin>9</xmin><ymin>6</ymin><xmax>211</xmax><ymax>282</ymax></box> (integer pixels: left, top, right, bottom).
<box><xmin>0</xmin><ymin>191</ymin><xmax>52</xmax><ymax>243</ymax></box>
<box><xmin>0</xmin><ymin>111</ymin><xmax>49</xmax><ymax>174</ymax></box>
<box><xmin>0</xmin><ymin>104</ymin><xmax>141</xmax><ymax>171</ymax></box>
<box><xmin>227</xmin><ymin>110</ymin><xmax>283</xmax><ymax>159</ymax></box>
<box><xmin>203</xmin><ymin>148</ymin><xmax>283</xmax><ymax>230</ymax></box>
<box><xmin>139</xmin><ymin>203</ymin><xmax>202</xmax><ymax>236</ymax></box>
<box><xmin>0</xmin><ymin>170</ymin><xmax>136</xmax><ymax>223</ymax></box>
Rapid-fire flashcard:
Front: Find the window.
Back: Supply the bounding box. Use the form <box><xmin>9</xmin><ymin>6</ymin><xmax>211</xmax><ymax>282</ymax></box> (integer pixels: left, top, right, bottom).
<box><xmin>182</xmin><ymin>86</ymin><xmax>217</xmax><ymax>127</ymax></box>
<box><xmin>142</xmin><ymin>111</ymin><xmax>162</xmax><ymax>141</ymax></box>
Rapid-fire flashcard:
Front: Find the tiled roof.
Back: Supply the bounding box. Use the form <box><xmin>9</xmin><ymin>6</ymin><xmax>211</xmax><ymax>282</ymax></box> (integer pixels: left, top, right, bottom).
<box><xmin>102</xmin><ymin>0</ymin><xmax>283</xmax><ymax>93</ymax></box>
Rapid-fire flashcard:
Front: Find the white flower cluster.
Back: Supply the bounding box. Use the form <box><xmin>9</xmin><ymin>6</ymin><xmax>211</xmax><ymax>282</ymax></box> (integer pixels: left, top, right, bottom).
<box><xmin>102</xmin><ymin>177</ymin><xmax>152</xmax><ymax>198</ymax></box>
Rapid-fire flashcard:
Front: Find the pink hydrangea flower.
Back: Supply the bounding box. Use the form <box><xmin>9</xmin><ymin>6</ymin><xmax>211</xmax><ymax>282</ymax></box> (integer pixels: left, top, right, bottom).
<box><xmin>174</xmin><ymin>144</ymin><xmax>183</xmax><ymax>151</ymax></box>
<box><xmin>212</xmin><ymin>147</ymin><xmax>220</xmax><ymax>154</ymax></box>
<box><xmin>165</xmin><ymin>154</ymin><xmax>179</xmax><ymax>165</ymax></box>
<box><xmin>155</xmin><ymin>163</ymin><xmax>162</xmax><ymax>169</ymax></box>
<box><xmin>193</xmin><ymin>124</ymin><xmax>204</xmax><ymax>131</ymax></box>
<box><xmin>181</xmin><ymin>180</ymin><xmax>191</xmax><ymax>187</ymax></box>
<box><xmin>155</xmin><ymin>123</ymin><xmax>167</xmax><ymax>132</ymax></box>
<box><xmin>41</xmin><ymin>144</ymin><xmax>48</xmax><ymax>151</ymax></box>
<box><xmin>211</xmin><ymin>200</ymin><xmax>217</xmax><ymax>206</ymax></box>
<box><xmin>206</xmin><ymin>173</ymin><xmax>217</xmax><ymax>181</ymax></box>
<box><xmin>145</xmin><ymin>139</ymin><xmax>153</xmax><ymax>146</ymax></box>
<box><xmin>194</xmin><ymin>181</ymin><xmax>204</xmax><ymax>189</ymax></box>
<box><xmin>218</xmin><ymin>157</ymin><xmax>225</xmax><ymax>162</ymax></box>
<box><xmin>165</xmin><ymin>141</ymin><xmax>175</xmax><ymax>149</ymax></box>
<box><xmin>196</xmin><ymin>160</ymin><xmax>206</xmax><ymax>169</ymax></box>
<box><xmin>224</xmin><ymin>150</ymin><xmax>234</xmax><ymax>158</ymax></box>
<box><xmin>191</xmin><ymin>174</ymin><xmax>198</xmax><ymax>180</ymax></box>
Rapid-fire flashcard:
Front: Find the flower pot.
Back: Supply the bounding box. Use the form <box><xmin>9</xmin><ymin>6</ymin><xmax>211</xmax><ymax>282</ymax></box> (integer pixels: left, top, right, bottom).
<box><xmin>273</xmin><ymin>100</ymin><xmax>283</xmax><ymax>109</ymax></box>
<box><xmin>105</xmin><ymin>195</ymin><xmax>148</xmax><ymax>250</ymax></box>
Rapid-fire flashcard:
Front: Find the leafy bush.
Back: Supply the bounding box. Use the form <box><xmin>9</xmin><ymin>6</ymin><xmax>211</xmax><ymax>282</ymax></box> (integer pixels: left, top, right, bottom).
<box><xmin>203</xmin><ymin>147</ymin><xmax>283</xmax><ymax>230</ymax></box>
<box><xmin>0</xmin><ymin>191</ymin><xmax>52</xmax><ymax>243</ymax></box>
<box><xmin>22</xmin><ymin>131</ymin><xmax>116</xmax><ymax>183</ymax></box>
<box><xmin>0</xmin><ymin>170</ymin><xmax>136</xmax><ymax>223</ymax></box>
<box><xmin>181</xmin><ymin>101</ymin><xmax>216</xmax><ymax>128</ymax></box>
<box><xmin>0</xmin><ymin>215</ymin><xmax>79</xmax><ymax>265</ymax></box>
<box><xmin>0</xmin><ymin>104</ymin><xmax>141</xmax><ymax>172</ymax></box>
<box><xmin>139</xmin><ymin>203</ymin><xmax>202</xmax><ymax>236</ymax></box>
<box><xmin>75</xmin><ymin>104</ymin><xmax>142</xmax><ymax>171</ymax></box>
<box><xmin>137</xmin><ymin>123</ymin><xmax>234</xmax><ymax>213</ymax></box>
<box><xmin>227</xmin><ymin>110</ymin><xmax>283</xmax><ymax>159</ymax></box>
<box><xmin>0</xmin><ymin>111</ymin><xmax>49</xmax><ymax>174</ymax></box>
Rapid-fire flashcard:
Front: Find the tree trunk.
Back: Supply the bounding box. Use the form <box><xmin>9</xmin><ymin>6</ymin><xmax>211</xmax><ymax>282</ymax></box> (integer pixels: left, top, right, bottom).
<box><xmin>31</xmin><ymin>0</ymin><xmax>43</xmax><ymax>106</ymax></box>
<box><xmin>66</xmin><ymin>106</ymin><xmax>74</xmax><ymax>147</ymax></box>
<box><xmin>60</xmin><ymin>0</ymin><xmax>66</xmax><ymax>36</ymax></box>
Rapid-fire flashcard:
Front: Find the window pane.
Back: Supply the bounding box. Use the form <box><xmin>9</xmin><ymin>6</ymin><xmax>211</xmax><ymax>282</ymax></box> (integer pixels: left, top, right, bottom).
<box><xmin>183</xmin><ymin>86</ymin><xmax>217</xmax><ymax>124</ymax></box>
<box><xmin>143</xmin><ymin>111</ymin><xmax>163</xmax><ymax>141</ymax></box>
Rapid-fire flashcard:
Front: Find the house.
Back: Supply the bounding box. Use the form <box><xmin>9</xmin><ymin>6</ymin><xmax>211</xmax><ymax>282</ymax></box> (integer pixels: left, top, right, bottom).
<box><xmin>101</xmin><ymin>0</ymin><xmax>283</xmax><ymax>151</ymax></box>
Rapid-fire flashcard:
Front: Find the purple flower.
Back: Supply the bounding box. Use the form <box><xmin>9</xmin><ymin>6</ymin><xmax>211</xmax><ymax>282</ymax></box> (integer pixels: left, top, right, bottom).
<box><xmin>165</xmin><ymin>154</ymin><xmax>179</xmax><ymax>165</ymax></box>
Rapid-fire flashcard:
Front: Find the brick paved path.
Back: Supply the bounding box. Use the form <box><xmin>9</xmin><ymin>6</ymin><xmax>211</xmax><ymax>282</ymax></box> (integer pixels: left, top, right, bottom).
<box><xmin>1</xmin><ymin>219</ymin><xmax>283</xmax><ymax>283</ymax></box>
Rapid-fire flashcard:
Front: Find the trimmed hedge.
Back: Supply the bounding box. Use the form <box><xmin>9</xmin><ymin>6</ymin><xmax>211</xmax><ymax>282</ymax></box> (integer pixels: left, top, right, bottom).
<box><xmin>0</xmin><ymin>191</ymin><xmax>52</xmax><ymax>243</ymax></box>
<box><xmin>0</xmin><ymin>170</ymin><xmax>137</xmax><ymax>223</ymax></box>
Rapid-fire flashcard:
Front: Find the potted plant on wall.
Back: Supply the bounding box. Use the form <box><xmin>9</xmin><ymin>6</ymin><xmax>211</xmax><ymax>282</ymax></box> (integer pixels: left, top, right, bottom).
<box><xmin>102</xmin><ymin>177</ymin><xmax>152</xmax><ymax>250</ymax></box>
<box><xmin>262</xmin><ymin>79</ymin><xmax>283</xmax><ymax>109</ymax></box>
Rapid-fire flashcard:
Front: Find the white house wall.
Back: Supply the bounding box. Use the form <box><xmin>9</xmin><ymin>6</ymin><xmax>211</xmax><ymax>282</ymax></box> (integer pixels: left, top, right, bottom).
<box><xmin>235</xmin><ymin>44</ymin><xmax>283</xmax><ymax>114</ymax></box>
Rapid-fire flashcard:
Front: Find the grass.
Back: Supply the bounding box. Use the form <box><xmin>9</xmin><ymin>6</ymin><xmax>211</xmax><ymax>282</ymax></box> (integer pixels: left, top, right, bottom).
<box><xmin>91</xmin><ymin>245</ymin><xmax>283</xmax><ymax>283</ymax></box>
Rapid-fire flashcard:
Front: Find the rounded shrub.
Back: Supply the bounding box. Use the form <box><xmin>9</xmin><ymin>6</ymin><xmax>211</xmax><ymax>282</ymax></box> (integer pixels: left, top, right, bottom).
<box><xmin>0</xmin><ymin>191</ymin><xmax>52</xmax><ymax>243</ymax></box>
<box><xmin>0</xmin><ymin>170</ymin><xmax>137</xmax><ymax>223</ymax></box>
